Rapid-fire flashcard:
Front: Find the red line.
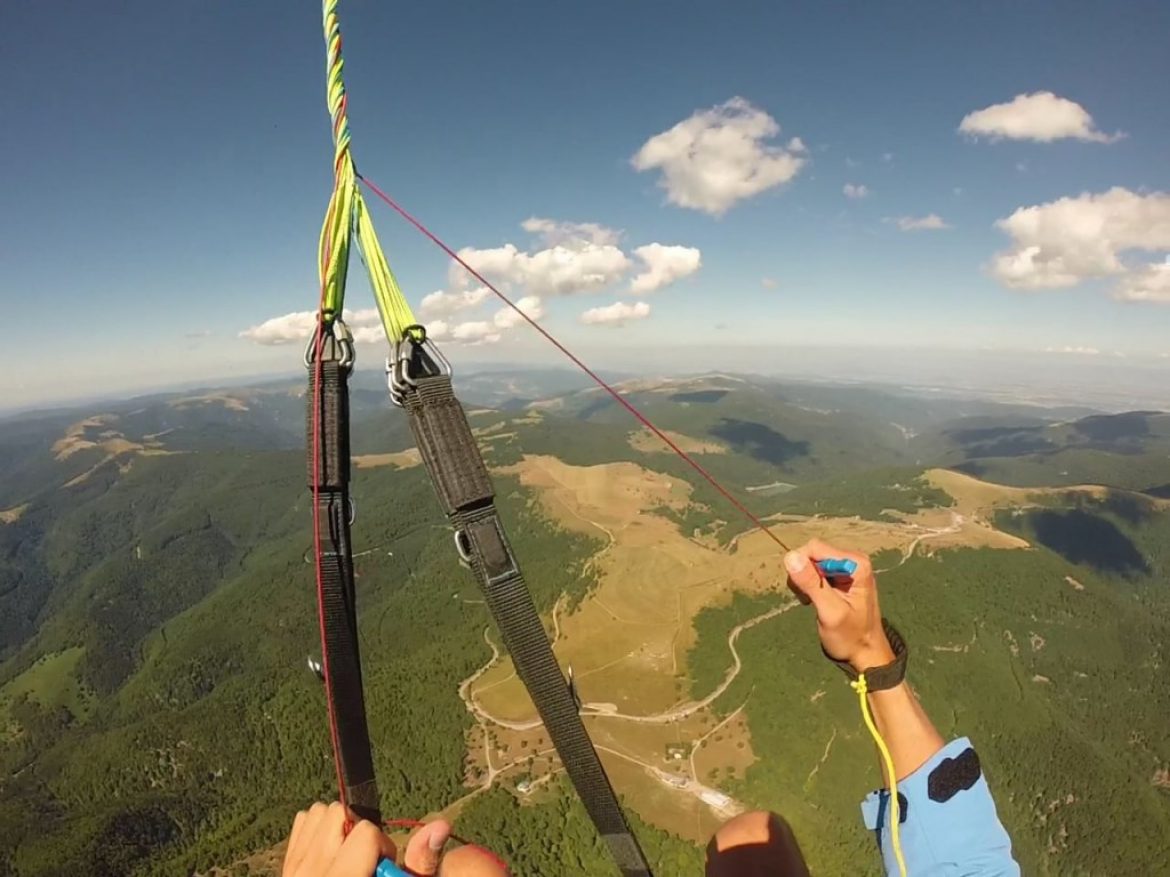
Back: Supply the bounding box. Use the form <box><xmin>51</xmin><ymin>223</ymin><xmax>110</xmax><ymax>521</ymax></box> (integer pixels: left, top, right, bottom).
<box><xmin>356</xmin><ymin>173</ymin><xmax>790</xmax><ymax>554</ymax></box>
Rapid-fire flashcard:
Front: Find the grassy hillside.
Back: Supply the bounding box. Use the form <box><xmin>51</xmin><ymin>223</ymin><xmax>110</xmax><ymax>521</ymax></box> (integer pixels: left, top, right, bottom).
<box><xmin>0</xmin><ymin>449</ymin><xmax>621</xmax><ymax>874</ymax></box>
<box><xmin>685</xmin><ymin>501</ymin><xmax>1170</xmax><ymax>874</ymax></box>
<box><xmin>550</xmin><ymin>376</ymin><xmax>915</xmax><ymax>484</ymax></box>
<box><xmin>920</xmin><ymin>411</ymin><xmax>1170</xmax><ymax>493</ymax></box>
<box><xmin>2</xmin><ymin>373</ymin><xmax>1168</xmax><ymax>875</ymax></box>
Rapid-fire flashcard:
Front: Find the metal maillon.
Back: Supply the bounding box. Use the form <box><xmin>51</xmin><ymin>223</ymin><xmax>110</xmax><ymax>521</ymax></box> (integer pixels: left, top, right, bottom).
<box><xmin>305</xmin><ymin>316</ymin><xmax>356</xmax><ymax>369</ymax></box>
<box><xmin>386</xmin><ymin>324</ymin><xmax>450</xmax><ymax>407</ymax></box>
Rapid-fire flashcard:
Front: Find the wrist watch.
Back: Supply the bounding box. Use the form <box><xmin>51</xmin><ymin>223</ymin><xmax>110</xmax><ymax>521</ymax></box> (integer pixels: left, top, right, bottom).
<box><xmin>826</xmin><ymin>618</ymin><xmax>908</xmax><ymax>691</ymax></box>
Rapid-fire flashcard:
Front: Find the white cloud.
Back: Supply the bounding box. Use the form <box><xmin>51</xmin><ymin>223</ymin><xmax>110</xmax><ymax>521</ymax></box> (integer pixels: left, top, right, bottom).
<box><xmin>419</xmin><ymin>287</ymin><xmax>492</xmax><ymax>318</ymax></box>
<box><xmin>493</xmin><ymin>296</ymin><xmax>545</xmax><ymax>329</ymax></box>
<box><xmin>881</xmin><ymin>152</ymin><xmax>894</xmax><ymax>163</ymax></box>
<box><xmin>350</xmin><ymin>326</ymin><xmax>385</xmax><ymax>344</ymax></box>
<box><xmin>521</xmin><ymin>217</ymin><xmax>620</xmax><ymax>247</ymax></box>
<box><xmin>629</xmin><ymin>244</ymin><xmax>702</xmax><ymax>294</ymax></box>
<box><xmin>990</xmin><ymin>188</ymin><xmax>1170</xmax><ymax>292</ymax></box>
<box><xmin>631</xmin><ymin>97</ymin><xmax>806</xmax><ymax>215</ymax></box>
<box><xmin>580</xmin><ymin>301</ymin><xmax>651</xmax><ymax>326</ymax></box>
<box><xmin>1044</xmin><ymin>346</ymin><xmax>1101</xmax><ymax>356</ymax></box>
<box><xmin>240</xmin><ymin>306</ymin><xmax>505</xmax><ymax>349</ymax></box>
<box><xmin>761</xmin><ymin>277</ymin><xmax>778</xmax><ymax>289</ymax></box>
<box><xmin>450</xmin><ymin>219</ymin><xmax>704</xmax><ymax>300</ymax></box>
<box><xmin>453</xmin><ymin>240</ymin><xmax>630</xmax><ymax>297</ymax></box>
<box><xmin>959</xmin><ymin>91</ymin><xmax>1123</xmax><ymax>143</ymax></box>
<box><xmin>521</xmin><ymin>244</ymin><xmax>631</xmax><ymax>296</ymax></box>
<box><xmin>241</xmin><ymin>311</ymin><xmax>318</xmax><ymax>345</ymax></box>
<box><xmin>240</xmin><ymin>307</ymin><xmax>383</xmax><ymax>346</ymax></box>
<box><xmin>396</xmin><ymin>218</ymin><xmax>706</xmax><ymax>342</ymax></box>
<box><xmin>843</xmin><ymin>183</ymin><xmax>869</xmax><ymax>199</ymax></box>
<box><xmin>448</xmin><ymin>244</ymin><xmax>520</xmax><ymax>288</ymax></box>
<box><xmin>1113</xmin><ymin>258</ymin><xmax>1170</xmax><ymax>304</ymax></box>
<box><xmin>451</xmin><ymin>321</ymin><xmax>501</xmax><ymax>345</ymax></box>
<box><xmin>889</xmin><ymin>214</ymin><xmax>951</xmax><ymax>231</ymax></box>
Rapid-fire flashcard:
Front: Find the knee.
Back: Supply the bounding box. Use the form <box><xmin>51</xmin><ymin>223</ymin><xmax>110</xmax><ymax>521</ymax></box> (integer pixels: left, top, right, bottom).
<box><xmin>439</xmin><ymin>845</ymin><xmax>510</xmax><ymax>876</ymax></box>
<box><xmin>711</xmin><ymin>810</ymin><xmax>779</xmax><ymax>852</ymax></box>
<box><xmin>706</xmin><ymin>810</ymin><xmax>809</xmax><ymax>877</ymax></box>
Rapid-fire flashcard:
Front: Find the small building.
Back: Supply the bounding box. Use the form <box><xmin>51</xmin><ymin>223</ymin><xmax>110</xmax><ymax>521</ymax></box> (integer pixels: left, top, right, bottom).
<box><xmin>700</xmin><ymin>790</ymin><xmax>731</xmax><ymax>810</ymax></box>
<box><xmin>665</xmin><ymin>743</ymin><xmax>687</xmax><ymax>761</ymax></box>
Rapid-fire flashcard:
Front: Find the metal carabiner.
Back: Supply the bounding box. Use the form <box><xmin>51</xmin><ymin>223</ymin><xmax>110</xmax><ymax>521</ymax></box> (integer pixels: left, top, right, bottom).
<box><xmin>304</xmin><ymin>318</ymin><xmax>356</xmax><ymax>371</ymax></box>
<box><xmin>395</xmin><ymin>336</ymin><xmax>421</xmax><ymax>390</ymax></box>
<box><xmin>386</xmin><ymin>326</ymin><xmax>453</xmax><ymax>405</ymax></box>
<box><xmin>332</xmin><ymin>319</ymin><xmax>356</xmax><ymax>371</ymax></box>
<box><xmin>386</xmin><ymin>349</ymin><xmax>410</xmax><ymax>406</ymax></box>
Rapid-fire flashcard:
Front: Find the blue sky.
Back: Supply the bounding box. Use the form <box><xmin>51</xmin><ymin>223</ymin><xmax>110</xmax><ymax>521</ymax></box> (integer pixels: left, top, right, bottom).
<box><xmin>2</xmin><ymin>0</ymin><xmax>1168</xmax><ymax>408</ymax></box>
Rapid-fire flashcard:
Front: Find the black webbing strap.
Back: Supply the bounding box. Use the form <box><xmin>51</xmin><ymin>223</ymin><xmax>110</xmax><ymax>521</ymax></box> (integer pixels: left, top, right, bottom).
<box><xmin>307</xmin><ymin>355</ymin><xmax>381</xmax><ymax>823</ymax></box>
<box><xmin>400</xmin><ymin>371</ymin><xmax>652</xmax><ymax>877</ymax></box>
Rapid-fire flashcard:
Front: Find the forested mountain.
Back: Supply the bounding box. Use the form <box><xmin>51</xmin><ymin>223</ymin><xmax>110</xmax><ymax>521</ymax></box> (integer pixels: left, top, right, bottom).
<box><xmin>2</xmin><ymin>371</ymin><xmax>1168</xmax><ymax>875</ymax></box>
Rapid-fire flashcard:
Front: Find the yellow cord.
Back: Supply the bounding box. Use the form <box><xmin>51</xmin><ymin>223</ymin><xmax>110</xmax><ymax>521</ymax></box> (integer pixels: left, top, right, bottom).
<box><xmin>852</xmin><ymin>674</ymin><xmax>909</xmax><ymax>877</ymax></box>
<box><xmin>318</xmin><ymin>0</ymin><xmax>417</xmax><ymax>340</ymax></box>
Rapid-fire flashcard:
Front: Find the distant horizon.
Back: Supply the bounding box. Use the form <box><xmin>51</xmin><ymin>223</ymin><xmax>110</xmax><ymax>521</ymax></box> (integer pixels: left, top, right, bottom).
<box><xmin>5</xmin><ymin>342</ymin><xmax>1167</xmax><ymax>419</ymax></box>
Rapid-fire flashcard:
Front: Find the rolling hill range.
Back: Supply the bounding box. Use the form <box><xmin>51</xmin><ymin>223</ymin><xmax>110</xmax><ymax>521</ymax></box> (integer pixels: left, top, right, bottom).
<box><xmin>1</xmin><ymin>369</ymin><xmax>1168</xmax><ymax>875</ymax></box>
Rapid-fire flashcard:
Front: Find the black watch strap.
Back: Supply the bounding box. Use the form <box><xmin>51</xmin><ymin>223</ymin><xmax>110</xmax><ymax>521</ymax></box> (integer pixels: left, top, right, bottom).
<box><xmin>826</xmin><ymin>619</ymin><xmax>908</xmax><ymax>691</ymax></box>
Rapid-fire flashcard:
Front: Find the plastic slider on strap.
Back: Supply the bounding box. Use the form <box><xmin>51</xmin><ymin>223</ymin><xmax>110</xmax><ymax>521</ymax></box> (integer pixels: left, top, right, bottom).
<box><xmin>459</xmin><ymin>511</ymin><xmax>519</xmax><ymax>584</ymax></box>
<box><xmin>307</xmin><ymin>360</ymin><xmax>352</xmax><ymax>491</ymax></box>
<box><xmin>399</xmin><ymin>375</ymin><xmax>495</xmax><ymax>514</ymax></box>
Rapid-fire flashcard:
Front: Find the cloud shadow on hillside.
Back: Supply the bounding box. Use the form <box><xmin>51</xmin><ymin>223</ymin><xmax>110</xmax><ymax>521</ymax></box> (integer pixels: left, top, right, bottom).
<box><xmin>708</xmin><ymin>418</ymin><xmax>810</xmax><ymax>467</ymax></box>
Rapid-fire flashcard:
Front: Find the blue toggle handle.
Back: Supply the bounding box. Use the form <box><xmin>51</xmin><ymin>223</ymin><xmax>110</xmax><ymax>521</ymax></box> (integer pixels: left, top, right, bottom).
<box><xmin>817</xmin><ymin>558</ymin><xmax>858</xmax><ymax>577</ymax></box>
<box><xmin>376</xmin><ymin>859</ymin><xmax>409</xmax><ymax>877</ymax></box>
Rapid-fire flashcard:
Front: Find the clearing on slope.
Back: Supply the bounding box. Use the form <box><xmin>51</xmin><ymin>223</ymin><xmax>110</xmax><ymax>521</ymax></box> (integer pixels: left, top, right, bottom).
<box><xmin>50</xmin><ymin>415</ymin><xmax>175</xmax><ymax>486</ymax></box>
<box><xmin>352</xmin><ymin>449</ymin><xmax>422</xmax><ymax>469</ymax></box>
<box><xmin>0</xmin><ymin>647</ymin><xmax>94</xmax><ymax>727</ymax></box>
<box><xmin>168</xmin><ymin>393</ymin><xmax>251</xmax><ymax>412</ymax></box>
<box><xmin>628</xmin><ymin>428</ymin><xmax>727</xmax><ymax>455</ymax></box>
<box><xmin>0</xmin><ymin>504</ymin><xmax>28</xmax><ymax>524</ymax></box>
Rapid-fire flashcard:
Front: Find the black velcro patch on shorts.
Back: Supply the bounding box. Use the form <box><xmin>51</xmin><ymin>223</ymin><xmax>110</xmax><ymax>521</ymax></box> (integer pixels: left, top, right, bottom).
<box><xmin>927</xmin><ymin>746</ymin><xmax>981</xmax><ymax>803</ymax></box>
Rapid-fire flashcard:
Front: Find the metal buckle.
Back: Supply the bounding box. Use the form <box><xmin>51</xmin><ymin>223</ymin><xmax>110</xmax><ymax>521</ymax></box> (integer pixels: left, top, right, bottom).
<box><xmin>306</xmin><ymin>655</ymin><xmax>324</xmax><ymax>681</ymax></box>
<box><xmin>453</xmin><ymin>529</ymin><xmax>474</xmax><ymax>567</ymax></box>
<box><xmin>386</xmin><ymin>350</ymin><xmax>409</xmax><ymax>407</ymax></box>
<box><xmin>304</xmin><ymin>318</ymin><xmax>356</xmax><ymax>371</ymax></box>
<box><xmin>386</xmin><ymin>326</ymin><xmax>452</xmax><ymax>406</ymax></box>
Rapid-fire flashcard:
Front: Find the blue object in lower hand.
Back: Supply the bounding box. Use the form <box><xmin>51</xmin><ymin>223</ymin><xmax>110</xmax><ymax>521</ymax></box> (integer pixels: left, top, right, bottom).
<box><xmin>817</xmin><ymin>558</ymin><xmax>858</xmax><ymax>577</ymax></box>
<box><xmin>376</xmin><ymin>859</ymin><xmax>409</xmax><ymax>877</ymax></box>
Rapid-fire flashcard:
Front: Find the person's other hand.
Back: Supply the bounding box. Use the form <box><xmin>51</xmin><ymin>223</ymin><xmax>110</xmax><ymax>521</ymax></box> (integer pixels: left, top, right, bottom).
<box><xmin>282</xmin><ymin>802</ymin><xmax>394</xmax><ymax>877</ymax></box>
<box><xmin>282</xmin><ymin>802</ymin><xmax>507</xmax><ymax>876</ymax></box>
<box><xmin>784</xmin><ymin>540</ymin><xmax>894</xmax><ymax>672</ymax></box>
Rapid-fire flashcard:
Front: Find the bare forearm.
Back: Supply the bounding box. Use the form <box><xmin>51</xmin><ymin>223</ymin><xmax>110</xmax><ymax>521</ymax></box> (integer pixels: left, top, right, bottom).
<box><xmin>867</xmin><ymin>681</ymin><xmax>945</xmax><ymax>782</ymax></box>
